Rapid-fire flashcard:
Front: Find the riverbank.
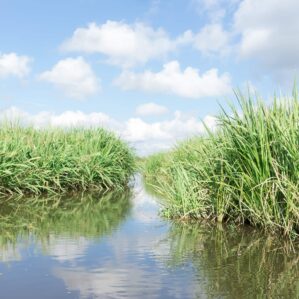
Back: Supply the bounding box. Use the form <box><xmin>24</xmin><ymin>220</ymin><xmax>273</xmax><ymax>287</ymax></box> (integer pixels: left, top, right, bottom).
<box><xmin>0</xmin><ymin>126</ymin><xmax>135</xmax><ymax>195</ymax></box>
<box><xmin>143</xmin><ymin>91</ymin><xmax>299</xmax><ymax>238</ymax></box>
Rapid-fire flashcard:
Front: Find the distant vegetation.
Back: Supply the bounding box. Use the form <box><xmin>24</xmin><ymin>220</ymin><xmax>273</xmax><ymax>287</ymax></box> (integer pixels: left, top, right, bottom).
<box><xmin>0</xmin><ymin>126</ymin><xmax>135</xmax><ymax>195</ymax></box>
<box><xmin>143</xmin><ymin>90</ymin><xmax>299</xmax><ymax>237</ymax></box>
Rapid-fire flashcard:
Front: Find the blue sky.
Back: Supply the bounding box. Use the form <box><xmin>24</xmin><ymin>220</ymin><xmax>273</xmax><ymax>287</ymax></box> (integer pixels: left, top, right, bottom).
<box><xmin>0</xmin><ymin>0</ymin><xmax>298</xmax><ymax>154</ymax></box>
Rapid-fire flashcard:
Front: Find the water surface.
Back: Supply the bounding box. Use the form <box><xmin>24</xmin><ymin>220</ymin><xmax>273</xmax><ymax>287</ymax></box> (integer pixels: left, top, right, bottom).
<box><xmin>0</xmin><ymin>180</ymin><xmax>298</xmax><ymax>298</ymax></box>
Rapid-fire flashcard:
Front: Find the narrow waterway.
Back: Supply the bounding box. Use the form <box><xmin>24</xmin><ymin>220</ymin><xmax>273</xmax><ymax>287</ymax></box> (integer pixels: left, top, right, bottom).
<box><xmin>0</xmin><ymin>177</ymin><xmax>298</xmax><ymax>298</ymax></box>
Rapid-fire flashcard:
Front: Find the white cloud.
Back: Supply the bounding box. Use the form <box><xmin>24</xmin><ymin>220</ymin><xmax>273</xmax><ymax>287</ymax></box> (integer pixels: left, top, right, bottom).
<box><xmin>192</xmin><ymin>0</ymin><xmax>299</xmax><ymax>77</ymax></box>
<box><xmin>0</xmin><ymin>106</ymin><xmax>120</xmax><ymax>131</ymax></box>
<box><xmin>115</xmin><ymin>60</ymin><xmax>232</xmax><ymax>99</ymax></box>
<box><xmin>122</xmin><ymin>112</ymin><xmax>217</xmax><ymax>155</ymax></box>
<box><xmin>192</xmin><ymin>0</ymin><xmax>240</xmax><ymax>22</ymax></box>
<box><xmin>47</xmin><ymin>111</ymin><xmax>120</xmax><ymax>129</ymax></box>
<box><xmin>135</xmin><ymin>102</ymin><xmax>168</xmax><ymax>116</ymax></box>
<box><xmin>234</xmin><ymin>0</ymin><xmax>299</xmax><ymax>73</ymax></box>
<box><xmin>193</xmin><ymin>24</ymin><xmax>231</xmax><ymax>55</ymax></box>
<box><xmin>124</xmin><ymin>118</ymin><xmax>170</xmax><ymax>142</ymax></box>
<box><xmin>61</xmin><ymin>21</ymin><xmax>192</xmax><ymax>68</ymax></box>
<box><xmin>123</xmin><ymin>112</ymin><xmax>216</xmax><ymax>141</ymax></box>
<box><xmin>0</xmin><ymin>52</ymin><xmax>31</xmax><ymax>78</ymax></box>
<box><xmin>0</xmin><ymin>106</ymin><xmax>216</xmax><ymax>156</ymax></box>
<box><xmin>39</xmin><ymin>57</ymin><xmax>100</xmax><ymax>99</ymax></box>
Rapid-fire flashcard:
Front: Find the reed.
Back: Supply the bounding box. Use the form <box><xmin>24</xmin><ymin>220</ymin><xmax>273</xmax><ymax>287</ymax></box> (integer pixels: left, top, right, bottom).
<box><xmin>0</xmin><ymin>126</ymin><xmax>136</xmax><ymax>195</ymax></box>
<box><xmin>144</xmin><ymin>89</ymin><xmax>299</xmax><ymax>237</ymax></box>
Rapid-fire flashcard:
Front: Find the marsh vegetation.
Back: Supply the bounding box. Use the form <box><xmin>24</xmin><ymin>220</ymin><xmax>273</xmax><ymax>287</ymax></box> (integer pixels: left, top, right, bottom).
<box><xmin>144</xmin><ymin>91</ymin><xmax>299</xmax><ymax>237</ymax></box>
<box><xmin>0</xmin><ymin>126</ymin><xmax>135</xmax><ymax>195</ymax></box>
<box><xmin>0</xmin><ymin>88</ymin><xmax>298</xmax><ymax>298</ymax></box>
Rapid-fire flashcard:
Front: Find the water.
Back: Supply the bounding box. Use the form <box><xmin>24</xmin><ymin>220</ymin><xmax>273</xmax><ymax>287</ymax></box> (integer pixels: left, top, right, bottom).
<box><xmin>0</xmin><ymin>179</ymin><xmax>298</xmax><ymax>299</ymax></box>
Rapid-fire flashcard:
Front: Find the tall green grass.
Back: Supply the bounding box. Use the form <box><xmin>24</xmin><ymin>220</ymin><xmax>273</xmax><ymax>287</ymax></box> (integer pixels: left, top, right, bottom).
<box><xmin>0</xmin><ymin>126</ymin><xmax>135</xmax><ymax>195</ymax></box>
<box><xmin>144</xmin><ymin>90</ymin><xmax>299</xmax><ymax>237</ymax></box>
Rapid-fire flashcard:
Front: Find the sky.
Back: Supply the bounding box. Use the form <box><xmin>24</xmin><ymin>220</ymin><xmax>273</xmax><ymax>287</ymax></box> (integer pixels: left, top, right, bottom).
<box><xmin>0</xmin><ymin>0</ymin><xmax>298</xmax><ymax>155</ymax></box>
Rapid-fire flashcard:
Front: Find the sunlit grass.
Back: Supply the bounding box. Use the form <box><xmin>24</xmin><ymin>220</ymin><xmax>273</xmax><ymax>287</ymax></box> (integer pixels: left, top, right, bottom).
<box><xmin>144</xmin><ymin>89</ymin><xmax>299</xmax><ymax>237</ymax></box>
<box><xmin>0</xmin><ymin>126</ymin><xmax>136</xmax><ymax>195</ymax></box>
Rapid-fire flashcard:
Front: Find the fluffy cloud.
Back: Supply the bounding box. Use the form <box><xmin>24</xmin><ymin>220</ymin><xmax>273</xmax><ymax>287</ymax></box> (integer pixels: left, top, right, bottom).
<box><xmin>234</xmin><ymin>0</ymin><xmax>299</xmax><ymax>73</ymax></box>
<box><xmin>123</xmin><ymin>112</ymin><xmax>216</xmax><ymax>143</ymax></box>
<box><xmin>0</xmin><ymin>106</ymin><xmax>216</xmax><ymax>155</ymax></box>
<box><xmin>39</xmin><ymin>57</ymin><xmax>100</xmax><ymax>99</ymax></box>
<box><xmin>61</xmin><ymin>21</ymin><xmax>192</xmax><ymax>68</ymax></box>
<box><xmin>0</xmin><ymin>107</ymin><xmax>120</xmax><ymax>130</ymax></box>
<box><xmin>135</xmin><ymin>102</ymin><xmax>168</xmax><ymax>116</ymax></box>
<box><xmin>115</xmin><ymin>60</ymin><xmax>231</xmax><ymax>99</ymax></box>
<box><xmin>0</xmin><ymin>53</ymin><xmax>31</xmax><ymax>78</ymax></box>
<box><xmin>193</xmin><ymin>24</ymin><xmax>231</xmax><ymax>55</ymax></box>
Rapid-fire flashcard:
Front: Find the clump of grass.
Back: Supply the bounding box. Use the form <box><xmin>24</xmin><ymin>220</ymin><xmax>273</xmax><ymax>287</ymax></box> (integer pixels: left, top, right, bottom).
<box><xmin>0</xmin><ymin>126</ymin><xmax>136</xmax><ymax>195</ymax></box>
<box><xmin>144</xmin><ymin>89</ymin><xmax>299</xmax><ymax>237</ymax></box>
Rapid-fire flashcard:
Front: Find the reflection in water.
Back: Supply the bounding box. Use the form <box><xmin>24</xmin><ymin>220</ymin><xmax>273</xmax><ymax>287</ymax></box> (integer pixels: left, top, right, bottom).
<box><xmin>0</xmin><ymin>184</ymin><xmax>298</xmax><ymax>298</ymax></box>
<box><xmin>47</xmin><ymin>236</ymin><xmax>90</xmax><ymax>262</ymax></box>
<box><xmin>54</xmin><ymin>265</ymin><xmax>163</xmax><ymax>299</ymax></box>
<box><xmin>0</xmin><ymin>243</ymin><xmax>22</xmax><ymax>263</ymax></box>
<box><xmin>51</xmin><ymin>188</ymin><xmax>193</xmax><ymax>299</ymax></box>
<box><xmin>166</xmin><ymin>222</ymin><xmax>299</xmax><ymax>298</ymax></box>
<box><xmin>0</xmin><ymin>190</ymin><xmax>132</xmax><ymax>263</ymax></box>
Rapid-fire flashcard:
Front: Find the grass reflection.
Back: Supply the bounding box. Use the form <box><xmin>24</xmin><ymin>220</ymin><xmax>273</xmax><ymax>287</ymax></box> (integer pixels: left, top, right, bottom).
<box><xmin>0</xmin><ymin>190</ymin><xmax>132</xmax><ymax>247</ymax></box>
<box><xmin>166</xmin><ymin>222</ymin><xmax>299</xmax><ymax>298</ymax></box>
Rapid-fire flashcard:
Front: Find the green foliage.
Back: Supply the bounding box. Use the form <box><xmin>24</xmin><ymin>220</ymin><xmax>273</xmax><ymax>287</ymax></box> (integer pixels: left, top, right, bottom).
<box><xmin>144</xmin><ymin>90</ymin><xmax>299</xmax><ymax>237</ymax></box>
<box><xmin>0</xmin><ymin>126</ymin><xmax>136</xmax><ymax>195</ymax></box>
